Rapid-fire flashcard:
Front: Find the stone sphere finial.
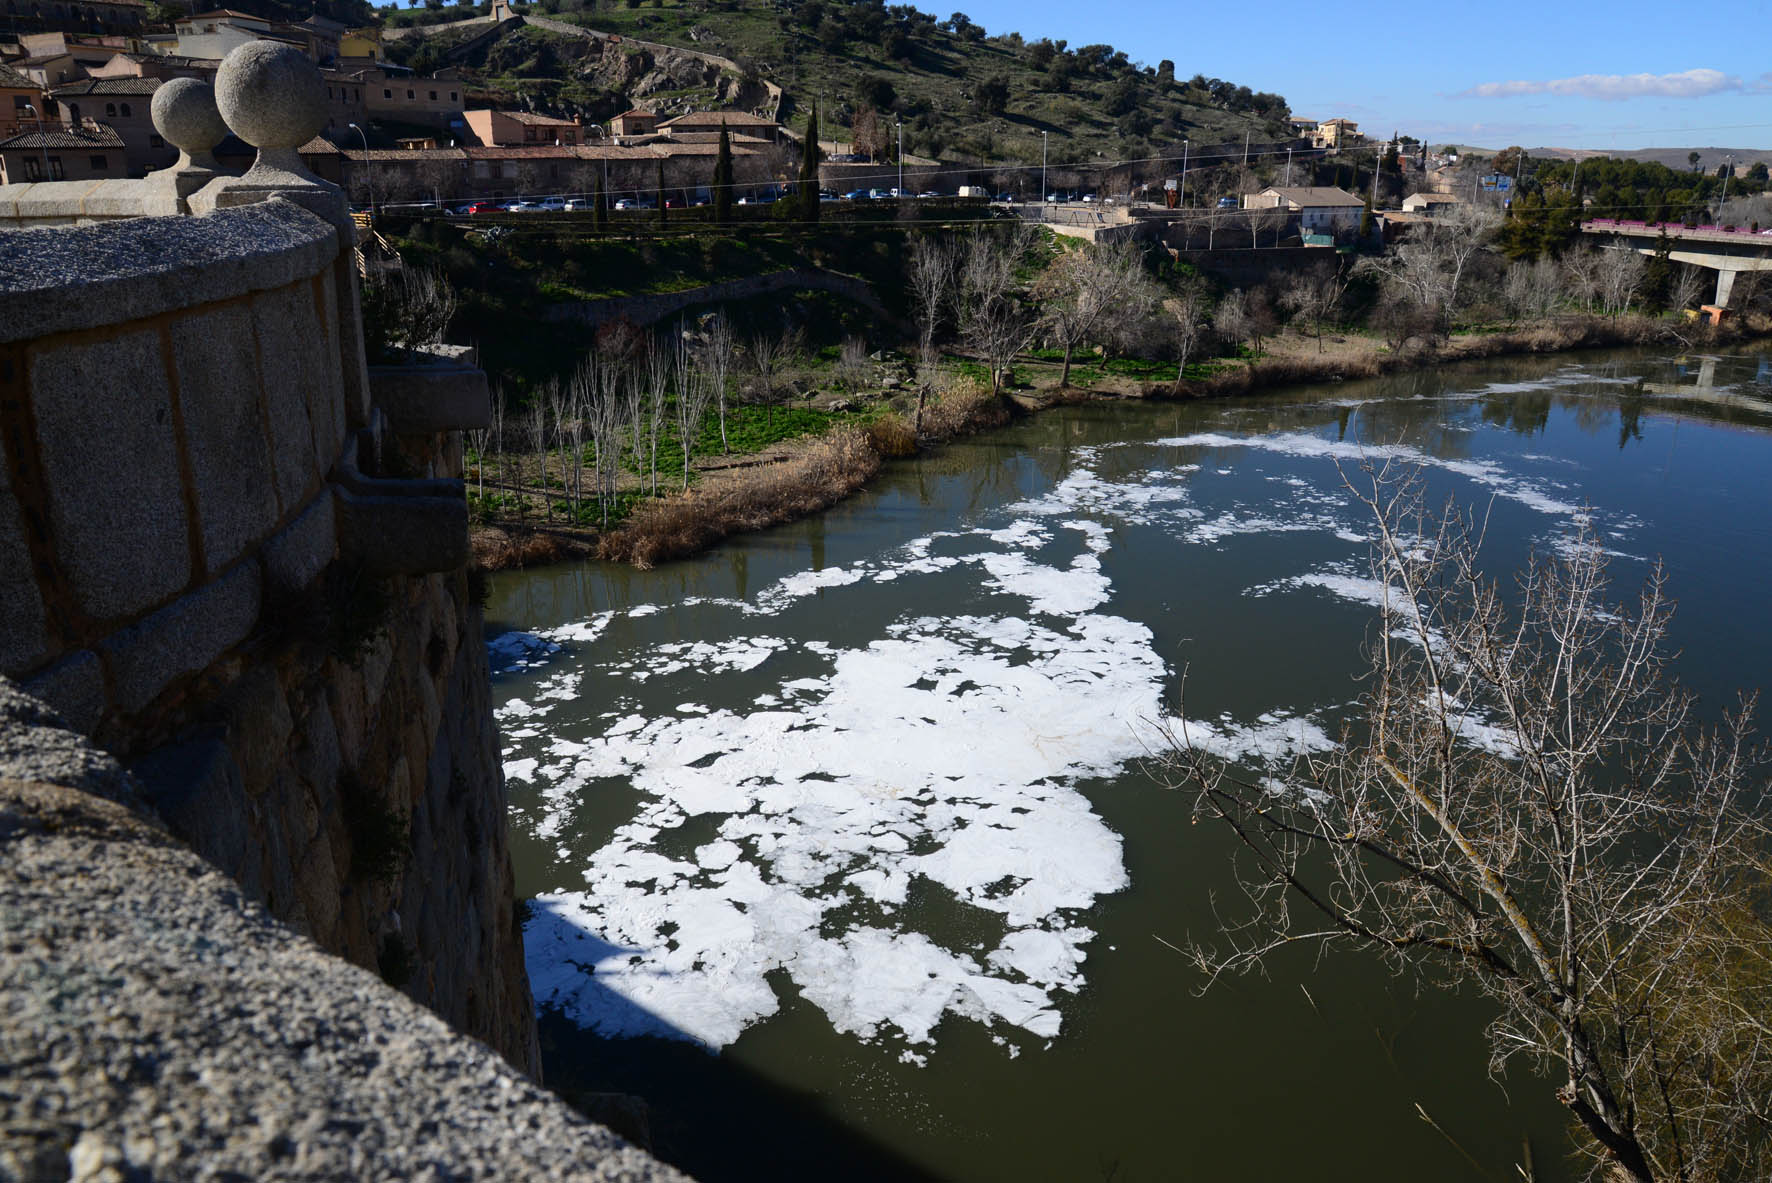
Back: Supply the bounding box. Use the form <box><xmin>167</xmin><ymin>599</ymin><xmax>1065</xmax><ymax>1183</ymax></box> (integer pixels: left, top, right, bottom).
<box><xmin>151</xmin><ymin>77</ymin><xmax>227</xmax><ymax>164</ymax></box>
<box><xmin>215</xmin><ymin>40</ymin><xmax>325</xmax><ymax>152</ymax></box>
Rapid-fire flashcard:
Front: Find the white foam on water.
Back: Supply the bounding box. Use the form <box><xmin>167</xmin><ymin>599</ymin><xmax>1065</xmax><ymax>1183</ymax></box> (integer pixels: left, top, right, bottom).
<box><xmin>1153</xmin><ymin>431</ymin><xmax>1585</xmax><ymax>517</ymax></box>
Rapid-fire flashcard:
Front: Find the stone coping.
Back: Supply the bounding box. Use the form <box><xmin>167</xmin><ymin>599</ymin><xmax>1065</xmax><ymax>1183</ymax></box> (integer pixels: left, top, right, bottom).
<box><xmin>0</xmin><ymin>678</ymin><xmax>692</xmax><ymax>1183</ymax></box>
<box><xmin>0</xmin><ymin>198</ymin><xmax>339</xmax><ymax>345</ymax></box>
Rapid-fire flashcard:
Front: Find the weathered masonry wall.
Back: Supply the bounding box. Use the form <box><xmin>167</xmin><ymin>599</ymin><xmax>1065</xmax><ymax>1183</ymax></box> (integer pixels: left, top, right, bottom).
<box><xmin>0</xmin><ymin>42</ymin><xmax>693</xmax><ymax>1177</ymax></box>
<box><xmin>0</xmin><ymin>199</ymin><xmax>544</xmax><ymax>1077</ymax></box>
<box><xmin>0</xmin><ymin>681</ymin><xmax>689</xmax><ymax>1183</ymax></box>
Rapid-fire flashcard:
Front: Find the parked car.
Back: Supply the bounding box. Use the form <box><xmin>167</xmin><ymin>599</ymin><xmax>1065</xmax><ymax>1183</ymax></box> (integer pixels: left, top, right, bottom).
<box><xmin>613</xmin><ymin>198</ymin><xmax>637</xmax><ymax>210</ymax></box>
<box><xmin>563</xmin><ymin>197</ymin><xmax>592</xmax><ymax>211</ymax></box>
<box><xmin>1080</xmin><ymin>193</ymin><xmax>1096</xmax><ymax>203</ymax></box>
<box><xmin>868</xmin><ymin>188</ymin><xmax>890</xmax><ymax>199</ymax></box>
<box><xmin>535</xmin><ymin>196</ymin><xmax>567</xmax><ymax>212</ymax></box>
<box><xmin>995</xmin><ymin>193</ymin><xmax>1014</xmax><ymax>203</ymax></box>
<box><xmin>844</xmin><ymin>189</ymin><xmax>870</xmax><ymax>200</ymax></box>
<box><xmin>1216</xmin><ymin>196</ymin><xmax>1239</xmax><ymax>209</ymax></box>
<box><xmin>918</xmin><ymin>190</ymin><xmax>943</xmax><ymax>199</ymax></box>
<box><xmin>506</xmin><ymin>200</ymin><xmax>540</xmax><ymax>212</ymax></box>
<box><xmin>467</xmin><ymin>200</ymin><xmax>503</xmax><ymax>215</ymax></box>
<box><xmin>819</xmin><ymin>188</ymin><xmax>839</xmax><ymax>201</ymax></box>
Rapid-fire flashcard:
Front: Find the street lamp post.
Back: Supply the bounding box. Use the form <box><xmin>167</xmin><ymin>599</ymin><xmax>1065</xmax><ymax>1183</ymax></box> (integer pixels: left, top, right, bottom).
<box><xmin>1721</xmin><ymin>153</ymin><xmax>1734</xmax><ymax>213</ymax></box>
<box><xmin>1285</xmin><ymin>146</ymin><xmax>1293</xmax><ymax>186</ymax></box>
<box><xmin>896</xmin><ymin>120</ymin><xmax>902</xmax><ymax>195</ymax></box>
<box><xmin>348</xmin><ymin>122</ymin><xmax>373</xmax><ymax>218</ymax></box>
<box><xmin>22</xmin><ymin>103</ymin><xmax>51</xmax><ymax>182</ymax></box>
<box><xmin>1179</xmin><ymin>138</ymin><xmax>1188</xmax><ymax>208</ymax></box>
<box><xmin>1041</xmin><ymin>130</ymin><xmax>1047</xmax><ymax>205</ymax></box>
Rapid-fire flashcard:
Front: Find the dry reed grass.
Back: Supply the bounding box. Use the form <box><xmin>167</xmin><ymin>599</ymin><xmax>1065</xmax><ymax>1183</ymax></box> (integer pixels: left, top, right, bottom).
<box><xmin>921</xmin><ymin>378</ymin><xmax>1013</xmax><ymax>437</ymax></box>
<box><xmin>596</xmin><ymin>425</ymin><xmax>883</xmax><ymax>568</ymax></box>
<box><xmin>864</xmin><ymin>413</ymin><xmax>919</xmax><ymax>457</ymax></box>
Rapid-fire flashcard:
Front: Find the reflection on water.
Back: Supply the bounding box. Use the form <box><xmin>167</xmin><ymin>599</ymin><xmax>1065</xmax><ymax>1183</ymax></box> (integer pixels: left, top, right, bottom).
<box><xmin>487</xmin><ymin>347</ymin><xmax>1772</xmax><ymax>1183</ymax></box>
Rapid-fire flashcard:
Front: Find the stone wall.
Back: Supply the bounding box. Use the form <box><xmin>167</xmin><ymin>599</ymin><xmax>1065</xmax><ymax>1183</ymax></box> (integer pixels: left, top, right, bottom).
<box><xmin>0</xmin><ymin>679</ymin><xmax>688</xmax><ymax>1183</ymax></box>
<box><xmin>541</xmin><ymin>265</ymin><xmax>890</xmax><ymax>331</ymax></box>
<box><xmin>0</xmin><ymin>159</ymin><xmax>544</xmax><ymax>1087</ymax></box>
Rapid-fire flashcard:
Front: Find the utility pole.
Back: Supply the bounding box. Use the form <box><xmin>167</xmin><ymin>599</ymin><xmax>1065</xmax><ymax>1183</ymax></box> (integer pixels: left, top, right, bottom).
<box><xmin>1180</xmin><ymin>138</ymin><xmax>1188</xmax><ymax>207</ymax></box>
<box><xmin>1721</xmin><ymin>152</ymin><xmax>1734</xmax><ymax>212</ymax></box>
<box><xmin>1041</xmin><ymin>130</ymin><xmax>1047</xmax><ymax>203</ymax></box>
<box><xmin>1242</xmin><ymin>129</ymin><xmax>1249</xmax><ymax>168</ymax></box>
<box><xmin>896</xmin><ymin>119</ymin><xmax>903</xmax><ymax>195</ymax></box>
<box><xmin>349</xmin><ymin>122</ymin><xmax>373</xmax><ymax>217</ymax></box>
<box><xmin>22</xmin><ymin>103</ymin><xmax>50</xmax><ymax>182</ymax></box>
<box><xmin>1285</xmin><ymin>146</ymin><xmax>1293</xmax><ymax>186</ymax></box>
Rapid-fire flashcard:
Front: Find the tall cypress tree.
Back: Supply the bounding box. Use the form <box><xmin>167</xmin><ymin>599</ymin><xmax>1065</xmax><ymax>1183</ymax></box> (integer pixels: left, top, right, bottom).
<box><xmin>656</xmin><ymin>159</ymin><xmax>668</xmax><ymax>227</ymax></box>
<box><xmin>593</xmin><ymin>178</ymin><xmax>607</xmax><ymax>231</ymax></box>
<box><xmin>713</xmin><ymin>126</ymin><xmax>734</xmax><ymax>223</ymax></box>
<box><xmin>799</xmin><ymin>102</ymin><xmax>821</xmax><ymax>224</ymax></box>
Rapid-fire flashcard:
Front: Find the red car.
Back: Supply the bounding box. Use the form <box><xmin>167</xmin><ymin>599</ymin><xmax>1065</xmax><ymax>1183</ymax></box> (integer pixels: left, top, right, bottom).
<box><xmin>467</xmin><ymin>201</ymin><xmax>503</xmax><ymax>215</ymax></box>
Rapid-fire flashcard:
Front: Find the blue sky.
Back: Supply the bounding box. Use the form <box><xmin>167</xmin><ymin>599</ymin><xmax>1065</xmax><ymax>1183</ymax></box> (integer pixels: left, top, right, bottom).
<box><xmin>953</xmin><ymin>1</ymin><xmax>1772</xmax><ymax>151</ymax></box>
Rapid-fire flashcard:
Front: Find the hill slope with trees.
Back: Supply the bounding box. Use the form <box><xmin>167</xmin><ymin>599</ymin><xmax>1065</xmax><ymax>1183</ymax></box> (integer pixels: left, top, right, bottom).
<box><xmin>381</xmin><ymin>0</ymin><xmax>1291</xmax><ymax>174</ymax></box>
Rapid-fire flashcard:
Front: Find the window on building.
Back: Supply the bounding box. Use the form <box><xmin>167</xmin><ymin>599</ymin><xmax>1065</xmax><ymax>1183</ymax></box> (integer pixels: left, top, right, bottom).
<box><xmin>549</xmin><ymin>164</ymin><xmax>558</xmax><ymax>178</ymax></box>
<box><xmin>450</xmin><ymin>92</ymin><xmax>457</xmax><ymax>102</ymax></box>
<box><xmin>105</xmin><ymin>103</ymin><xmax>116</xmax><ymax>117</ymax></box>
<box><xmin>24</xmin><ymin>158</ymin><xmax>41</xmax><ymax>181</ymax></box>
<box><xmin>119</xmin><ymin>102</ymin><xmax>129</xmax><ymax>117</ymax></box>
<box><xmin>383</xmin><ymin>88</ymin><xmax>391</xmax><ymax>98</ymax></box>
<box><xmin>47</xmin><ymin>155</ymin><xmax>64</xmax><ymax>179</ymax></box>
<box><xmin>429</xmin><ymin>90</ymin><xmax>436</xmax><ymax>100</ymax></box>
<box><xmin>88</xmin><ymin>154</ymin><xmax>105</xmax><ymax>169</ymax></box>
<box><xmin>405</xmin><ymin>89</ymin><xmax>413</xmax><ymax>99</ymax></box>
<box><xmin>327</xmin><ymin>86</ymin><xmax>333</xmax><ymax>99</ymax></box>
<box><xmin>12</xmin><ymin>96</ymin><xmax>26</xmax><ymax>112</ymax></box>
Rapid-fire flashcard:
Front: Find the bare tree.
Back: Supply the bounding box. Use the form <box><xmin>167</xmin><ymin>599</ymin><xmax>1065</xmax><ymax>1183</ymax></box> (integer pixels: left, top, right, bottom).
<box><xmin>1212</xmin><ymin>289</ymin><xmax>1251</xmax><ymax>357</ymax></box>
<box><xmin>643</xmin><ymin>341</ymin><xmax>670</xmax><ymax>495</ymax></box>
<box><xmin>746</xmin><ymin>326</ymin><xmax>801</xmax><ymax>431</ymax></box>
<box><xmin>959</xmin><ymin>225</ymin><xmax>1037</xmax><ymax>397</ymax></box>
<box><xmin>1669</xmin><ymin>262</ymin><xmax>1709</xmax><ymax>314</ymax></box>
<box><xmin>1504</xmin><ymin>256</ymin><xmax>1563</xmax><ymax>321</ymax></box>
<box><xmin>672</xmin><ymin>337</ymin><xmax>715</xmax><ymax>490</ymax></box>
<box><xmin>1035</xmin><ymin>240</ymin><xmax>1158</xmax><ymax>386</ymax></box>
<box><xmin>1356</xmin><ymin>202</ymin><xmax>1499</xmax><ymax>316</ymax></box>
<box><xmin>1278</xmin><ymin>263</ymin><xmax>1346</xmax><ymax>352</ymax></box>
<box><xmin>1164</xmin><ymin>467</ymin><xmax>1772</xmax><ymax>1183</ymax></box>
<box><xmin>1561</xmin><ymin>246</ymin><xmax>1605</xmax><ymax>314</ymax></box>
<box><xmin>1595</xmin><ymin>247</ymin><xmax>1647</xmax><ymax>315</ymax></box>
<box><xmin>1164</xmin><ymin>281</ymin><xmax>1209</xmax><ymax>390</ymax></box>
<box><xmin>698</xmin><ymin>313</ymin><xmax>735</xmax><ymax>453</ymax></box>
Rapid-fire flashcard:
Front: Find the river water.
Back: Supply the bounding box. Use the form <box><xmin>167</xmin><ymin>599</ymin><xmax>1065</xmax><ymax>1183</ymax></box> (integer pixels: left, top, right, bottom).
<box><xmin>485</xmin><ymin>348</ymin><xmax>1772</xmax><ymax>1182</ymax></box>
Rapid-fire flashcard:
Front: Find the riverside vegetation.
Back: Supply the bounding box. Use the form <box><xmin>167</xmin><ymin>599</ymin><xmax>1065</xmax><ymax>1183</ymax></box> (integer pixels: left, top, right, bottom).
<box><xmin>365</xmin><ymin>193</ymin><xmax>1771</xmax><ymax>575</ymax></box>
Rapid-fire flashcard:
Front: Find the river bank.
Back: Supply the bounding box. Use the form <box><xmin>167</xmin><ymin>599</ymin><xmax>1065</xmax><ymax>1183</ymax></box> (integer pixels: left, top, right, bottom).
<box><xmin>470</xmin><ymin>313</ymin><xmax>1762</xmax><ymax>572</ymax></box>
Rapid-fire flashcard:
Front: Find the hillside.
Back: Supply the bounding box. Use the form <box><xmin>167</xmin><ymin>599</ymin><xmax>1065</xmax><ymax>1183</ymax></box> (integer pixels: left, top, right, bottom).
<box><xmin>380</xmin><ymin>0</ymin><xmax>1291</xmax><ymax>176</ymax></box>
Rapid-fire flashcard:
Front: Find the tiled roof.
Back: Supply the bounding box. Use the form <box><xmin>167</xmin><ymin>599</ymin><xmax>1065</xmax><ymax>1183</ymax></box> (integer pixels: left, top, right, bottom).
<box><xmin>48</xmin><ymin>76</ymin><xmax>162</xmax><ymax>96</ymax></box>
<box><xmin>0</xmin><ymin>123</ymin><xmax>124</xmax><ymax>149</ymax></box>
<box><xmin>658</xmin><ymin>110</ymin><xmax>776</xmax><ymax>129</ymax></box>
<box><xmin>181</xmin><ymin>10</ymin><xmax>268</xmax><ymax>21</ymax></box>
<box><xmin>0</xmin><ymin>62</ymin><xmax>37</xmax><ymax>89</ymax></box>
<box><xmin>493</xmin><ymin>110</ymin><xmax>578</xmax><ymax>127</ymax></box>
<box><xmin>1264</xmin><ymin>186</ymin><xmax>1365</xmax><ymax>207</ymax></box>
<box><xmin>615</xmin><ymin>108</ymin><xmax>656</xmax><ymax>118</ymax></box>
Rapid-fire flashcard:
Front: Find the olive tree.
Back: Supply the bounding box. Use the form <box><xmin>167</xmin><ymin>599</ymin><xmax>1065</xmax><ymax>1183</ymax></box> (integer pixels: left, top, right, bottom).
<box><xmin>1164</xmin><ymin>467</ymin><xmax>1772</xmax><ymax>1182</ymax></box>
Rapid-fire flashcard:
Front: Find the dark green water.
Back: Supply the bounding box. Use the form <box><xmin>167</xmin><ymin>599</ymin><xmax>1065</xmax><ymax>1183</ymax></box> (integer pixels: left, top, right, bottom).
<box><xmin>486</xmin><ymin>348</ymin><xmax>1772</xmax><ymax>1182</ymax></box>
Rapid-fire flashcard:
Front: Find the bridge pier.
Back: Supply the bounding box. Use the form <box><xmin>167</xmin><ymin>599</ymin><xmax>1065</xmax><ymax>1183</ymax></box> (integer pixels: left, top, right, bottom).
<box><xmin>1715</xmin><ymin>267</ymin><xmax>1740</xmax><ymax>308</ymax></box>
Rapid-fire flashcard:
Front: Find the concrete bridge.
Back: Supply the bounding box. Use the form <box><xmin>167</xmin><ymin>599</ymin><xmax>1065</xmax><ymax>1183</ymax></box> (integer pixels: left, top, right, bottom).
<box><xmin>1581</xmin><ymin>219</ymin><xmax>1772</xmax><ymax>308</ymax></box>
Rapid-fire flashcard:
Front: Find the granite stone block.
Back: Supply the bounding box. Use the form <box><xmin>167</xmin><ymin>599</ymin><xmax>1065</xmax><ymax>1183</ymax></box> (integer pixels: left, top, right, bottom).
<box><xmin>170</xmin><ymin>302</ymin><xmax>281</xmax><ymax>569</ymax></box>
<box><xmin>18</xmin><ymin>649</ymin><xmax>104</xmax><ymax>737</ymax></box>
<box><xmin>29</xmin><ymin>328</ymin><xmax>191</xmax><ymax>621</ymax></box>
<box><xmin>98</xmin><ymin>559</ymin><xmax>261</xmax><ymax>715</ymax></box>
<box><xmin>0</xmin><ymin>457</ymin><xmax>47</xmax><ymax>676</ymax></box>
<box><xmin>261</xmin><ymin>490</ymin><xmax>336</xmax><ymax>595</ymax></box>
<box><xmin>368</xmin><ymin>360</ymin><xmax>491</xmax><ymax>435</ymax></box>
<box><xmin>250</xmin><ymin>283</ymin><xmax>322</xmax><ymax>512</ymax></box>
<box><xmin>129</xmin><ymin>735</ymin><xmax>253</xmax><ymax>885</ymax></box>
<box><xmin>0</xmin><ymin>201</ymin><xmax>336</xmax><ymax>345</ymax></box>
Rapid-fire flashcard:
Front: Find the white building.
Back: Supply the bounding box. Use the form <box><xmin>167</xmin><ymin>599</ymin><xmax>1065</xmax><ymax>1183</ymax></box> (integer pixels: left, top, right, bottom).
<box><xmin>1243</xmin><ymin>185</ymin><xmax>1365</xmax><ymax>233</ymax></box>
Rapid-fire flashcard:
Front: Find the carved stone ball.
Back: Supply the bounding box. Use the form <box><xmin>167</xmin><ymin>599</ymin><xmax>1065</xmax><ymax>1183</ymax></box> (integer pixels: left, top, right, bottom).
<box><xmin>150</xmin><ymin>77</ymin><xmax>228</xmax><ymax>155</ymax></box>
<box><xmin>215</xmin><ymin>40</ymin><xmax>325</xmax><ymax>151</ymax></box>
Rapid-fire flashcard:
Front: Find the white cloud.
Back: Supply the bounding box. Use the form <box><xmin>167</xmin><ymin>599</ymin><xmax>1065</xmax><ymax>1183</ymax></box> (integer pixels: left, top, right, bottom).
<box><xmin>1459</xmin><ymin>68</ymin><xmax>1741</xmax><ymax>101</ymax></box>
